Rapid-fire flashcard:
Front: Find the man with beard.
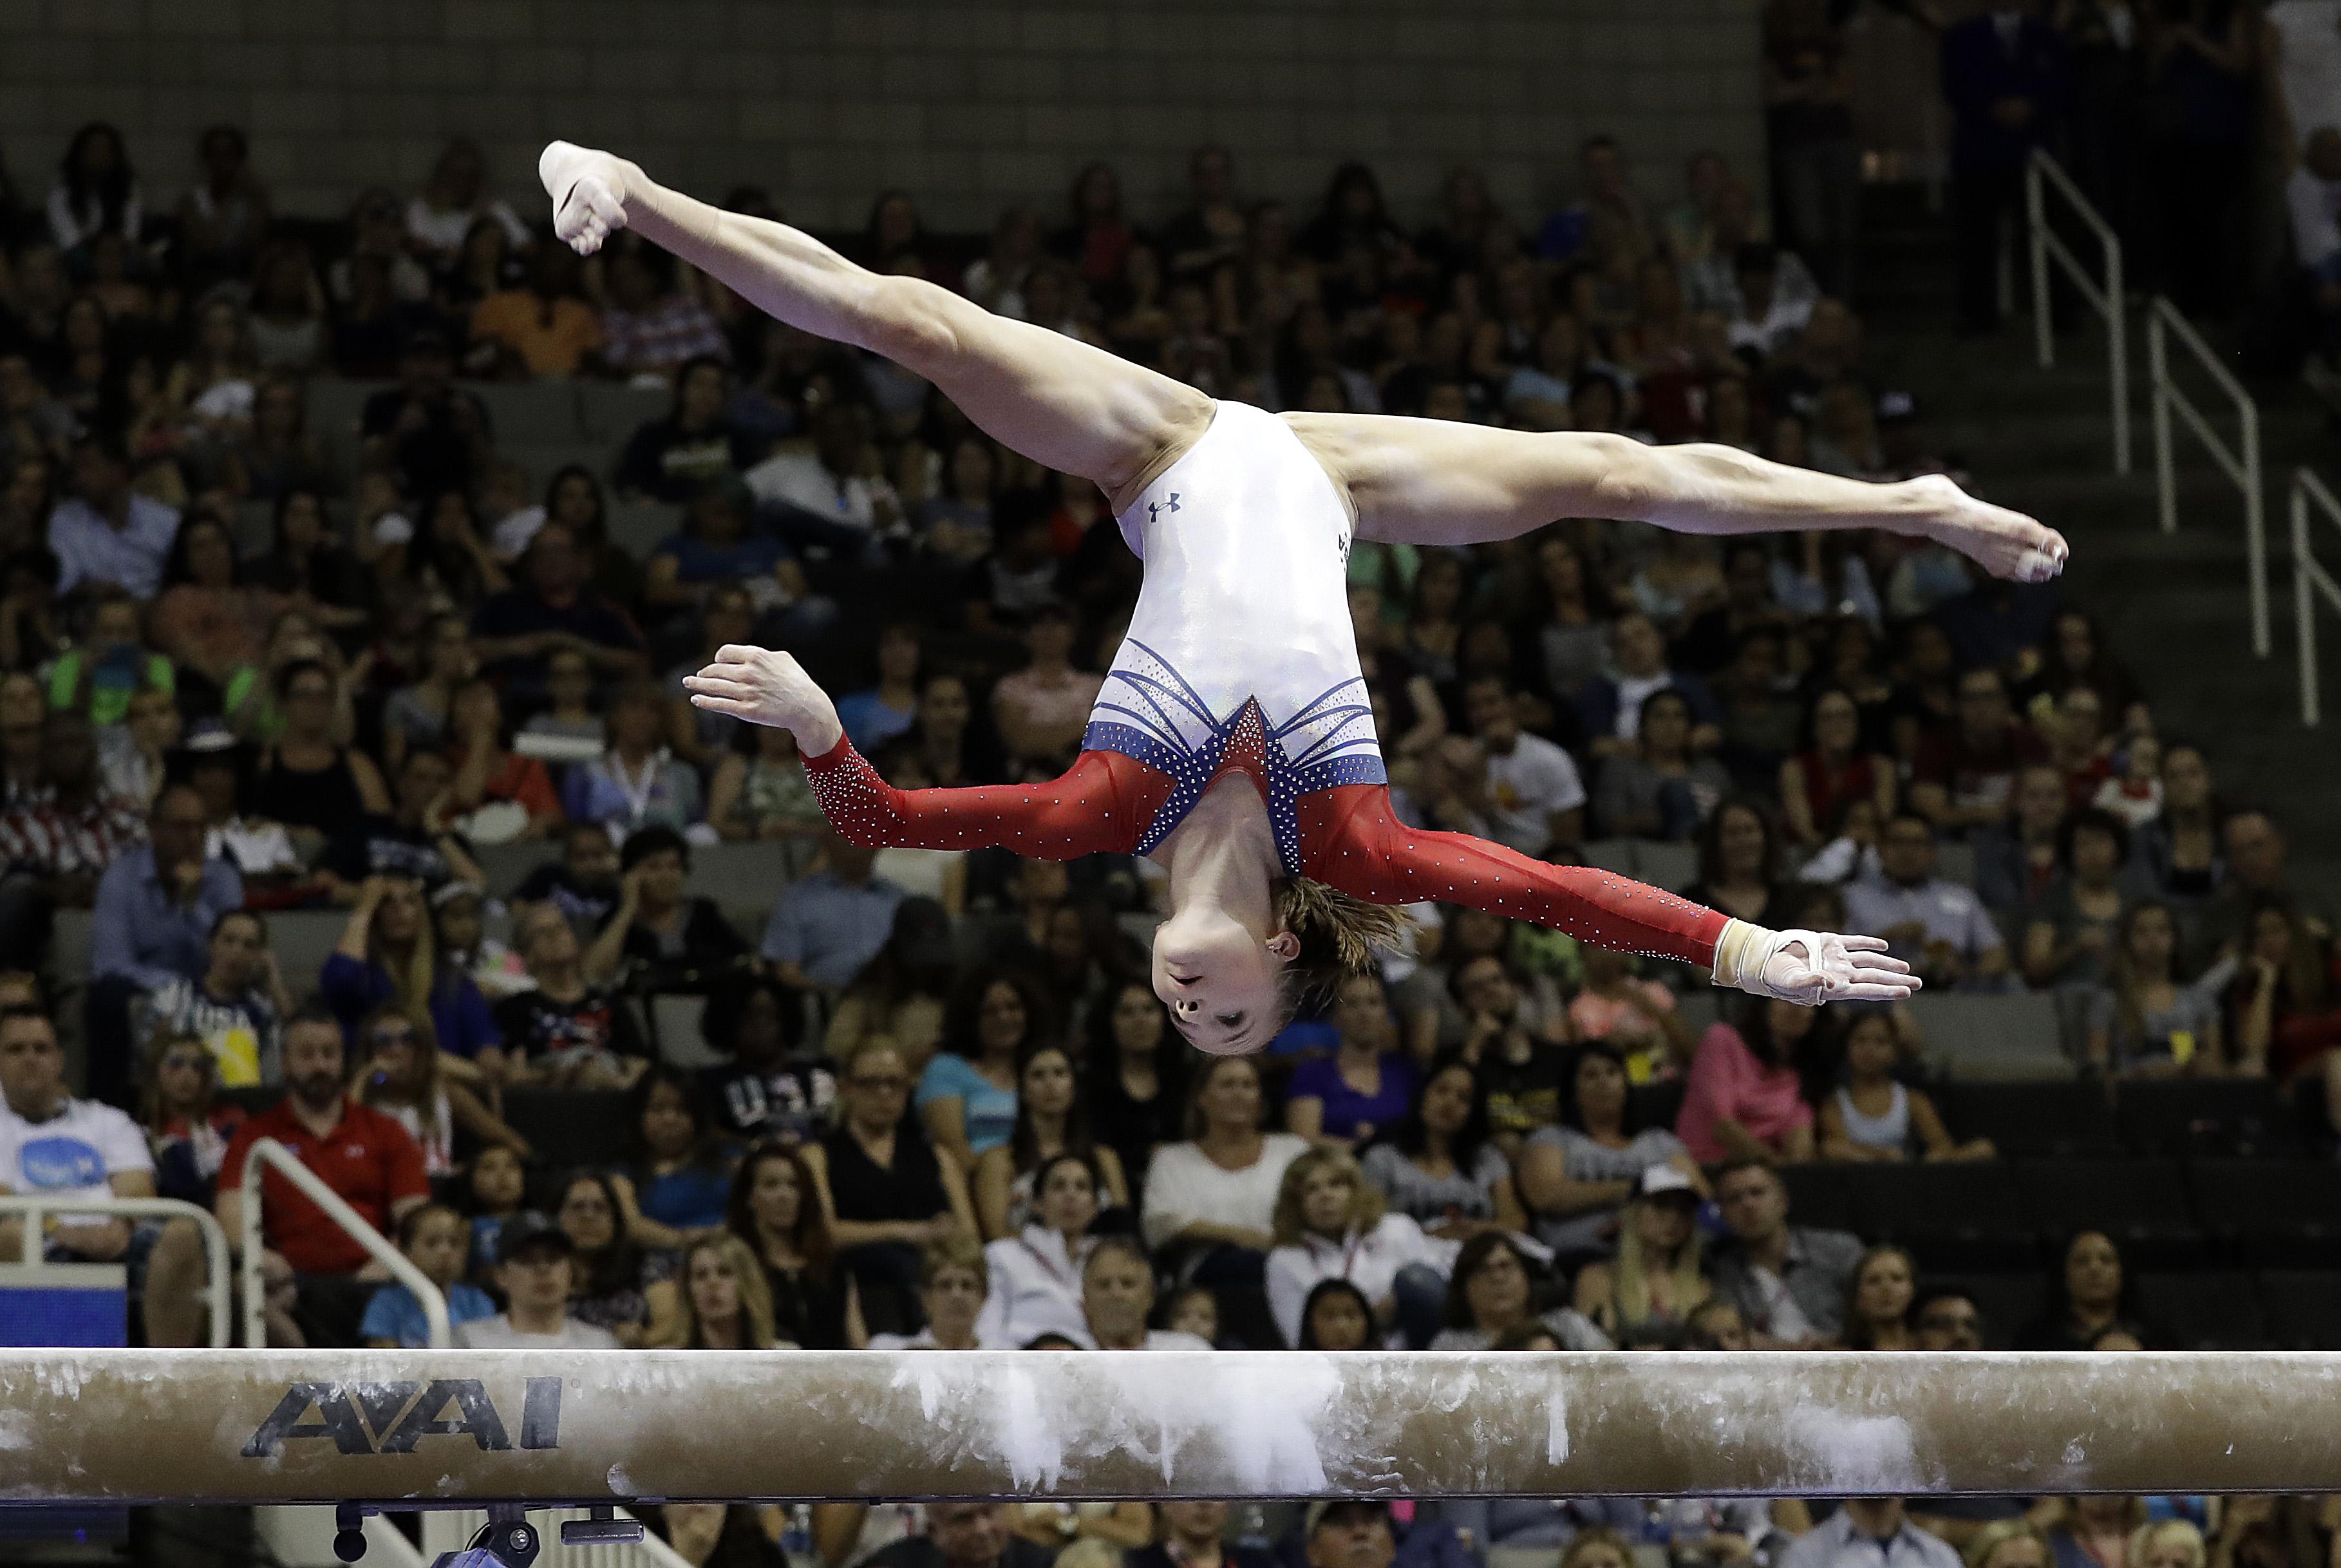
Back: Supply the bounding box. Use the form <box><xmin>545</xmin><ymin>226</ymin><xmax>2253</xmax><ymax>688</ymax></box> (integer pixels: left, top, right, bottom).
<box><xmin>211</xmin><ymin>1004</ymin><xmax>429</xmax><ymax>1345</ymax></box>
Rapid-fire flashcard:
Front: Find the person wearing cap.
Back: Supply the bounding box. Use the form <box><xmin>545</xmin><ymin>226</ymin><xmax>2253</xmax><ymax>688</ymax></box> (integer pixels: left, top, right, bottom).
<box><xmin>178</xmin><ymin>721</ymin><xmax>305</xmax><ymax>893</ymax></box>
<box><xmin>1568</xmin><ymin>1163</ymin><xmax>1713</xmax><ymax>1346</ymax></box>
<box><xmin>453</xmin><ymin>1210</ymin><xmax>621</xmax><ymax>1349</ymax></box>
<box><xmin>1780</xmin><ymin>1499</ymin><xmax>1960</xmax><ymax>1568</ymax></box>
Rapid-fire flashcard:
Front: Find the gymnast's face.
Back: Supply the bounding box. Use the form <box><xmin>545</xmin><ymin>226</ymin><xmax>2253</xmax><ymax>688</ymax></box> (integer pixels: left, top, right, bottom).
<box><xmin>1152</xmin><ymin>904</ymin><xmax>1299</xmax><ymax>1056</ymax></box>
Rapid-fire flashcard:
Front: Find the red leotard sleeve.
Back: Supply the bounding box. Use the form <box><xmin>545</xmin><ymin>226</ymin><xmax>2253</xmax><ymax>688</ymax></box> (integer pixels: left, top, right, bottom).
<box><xmin>802</xmin><ymin>735</ymin><xmax>1171</xmax><ymax>860</ymax></box>
<box><xmin>1296</xmin><ymin>784</ymin><xmax>1730</xmax><ymax>966</ymax></box>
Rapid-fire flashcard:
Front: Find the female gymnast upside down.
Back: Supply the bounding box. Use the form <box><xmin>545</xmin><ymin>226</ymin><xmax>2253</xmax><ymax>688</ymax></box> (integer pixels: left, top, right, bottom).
<box><xmin>539</xmin><ymin>141</ymin><xmax>2068</xmax><ymax>1057</ymax></box>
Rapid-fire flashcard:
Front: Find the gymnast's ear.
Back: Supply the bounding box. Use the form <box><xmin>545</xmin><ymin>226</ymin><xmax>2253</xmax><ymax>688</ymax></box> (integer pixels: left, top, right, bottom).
<box><xmin>1266</xmin><ymin>931</ymin><xmax>1301</xmax><ymax>964</ymax></box>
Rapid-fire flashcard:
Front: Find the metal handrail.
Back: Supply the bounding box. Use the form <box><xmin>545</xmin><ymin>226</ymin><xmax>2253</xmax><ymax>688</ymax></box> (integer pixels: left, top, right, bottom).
<box><xmin>0</xmin><ymin>1193</ymin><xmax>231</xmax><ymax>1349</ymax></box>
<box><xmin>2026</xmin><ymin>149</ymin><xmax>2130</xmax><ymax>474</ymax></box>
<box><xmin>2291</xmin><ymin>468</ymin><xmax>2341</xmax><ymax>725</ymax></box>
<box><xmin>238</xmin><ymin>1136</ymin><xmax>448</xmax><ymax>1349</ymax></box>
<box><xmin>2148</xmin><ymin>295</ymin><xmax>2268</xmax><ymax>656</ymax></box>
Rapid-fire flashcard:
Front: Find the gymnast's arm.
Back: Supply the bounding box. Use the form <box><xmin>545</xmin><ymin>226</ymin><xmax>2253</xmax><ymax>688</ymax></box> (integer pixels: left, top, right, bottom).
<box><xmin>684</xmin><ymin>643</ymin><xmax>1169</xmax><ymax>858</ymax></box>
<box><xmin>800</xmin><ymin>734</ymin><xmax>1167</xmax><ymax>861</ymax></box>
<box><xmin>1296</xmin><ymin>785</ymin><xmax>1917</xmax><ymax>1004</ymax></box>
<box><xmin>1288</xmin><ymin>413</ymin><xmax>2067</xmax><ymax>585</ymax></box>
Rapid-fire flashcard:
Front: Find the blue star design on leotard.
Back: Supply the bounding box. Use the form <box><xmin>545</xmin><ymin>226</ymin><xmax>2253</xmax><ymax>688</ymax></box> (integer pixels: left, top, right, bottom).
<box><xmin>1080</xmin><ymin>639</ymin><xmax>1387</xmax><ymax>875</ymax></box>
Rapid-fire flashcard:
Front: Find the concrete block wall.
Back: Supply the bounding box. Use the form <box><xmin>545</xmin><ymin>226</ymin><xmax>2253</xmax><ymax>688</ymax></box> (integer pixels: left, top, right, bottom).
<box><xmin>1</xmin><ymin>0</ymin><xmax>1761</xmax><ymax>234</ymax></box>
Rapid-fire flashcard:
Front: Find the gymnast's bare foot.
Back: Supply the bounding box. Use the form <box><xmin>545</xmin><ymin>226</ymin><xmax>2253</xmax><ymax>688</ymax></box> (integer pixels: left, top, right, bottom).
<box><xmin>684</xmin><ymin>644</ymin><xmax>844</xmax><ymax>754</ymax></box>
<box><xmin>539</xmin><ymin>140</ymin><xmax>634</xmax><ymax>257</ymax></box>
<box><xmin>1906</xmin><ymin>472</ymin><xmax>2068</xmax><ymax>585</ymax></box>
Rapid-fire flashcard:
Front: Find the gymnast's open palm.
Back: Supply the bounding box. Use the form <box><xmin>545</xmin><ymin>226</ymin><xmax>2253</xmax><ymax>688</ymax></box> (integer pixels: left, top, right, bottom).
<box><xmin>1756</xmin><ymin>929</ymin><xmax>1919</xmax><ymax>1006</ymax></box>
<box><xmin>539</xmin><ymin>141</ymin><xmax>632</xmax><ymax>257</ymax></box>
<box><xmin>684</xmin><ymin>645</ymin><xmax>843</xmax><ymax>754</ymax></box>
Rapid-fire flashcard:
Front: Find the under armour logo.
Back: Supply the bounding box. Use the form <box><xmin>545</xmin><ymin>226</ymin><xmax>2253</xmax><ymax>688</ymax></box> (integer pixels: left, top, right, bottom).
<box><xmin>1336</xmin><ymin>532</ymin><xmax>1351</xmax><ymax>566</ymax></box>
<box><xmin>1149</xmin><ymin>494</ymin><xmax>1181</xmax><ymax>523</ymax></box>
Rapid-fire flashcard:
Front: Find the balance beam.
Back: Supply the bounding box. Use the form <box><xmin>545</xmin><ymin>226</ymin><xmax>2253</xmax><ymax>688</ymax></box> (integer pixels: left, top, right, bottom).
<box><xmin>2</xmin><ymin>1349</ymin><xmax>2336</xmax><ymax>1505</ymax></box>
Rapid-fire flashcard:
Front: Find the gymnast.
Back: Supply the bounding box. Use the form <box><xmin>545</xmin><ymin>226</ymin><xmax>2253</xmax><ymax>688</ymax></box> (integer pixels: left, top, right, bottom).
<box><xmin>538</xmin><ymin>141</ymin><xmax>2068</xmax><ymax>1056</ymax></box>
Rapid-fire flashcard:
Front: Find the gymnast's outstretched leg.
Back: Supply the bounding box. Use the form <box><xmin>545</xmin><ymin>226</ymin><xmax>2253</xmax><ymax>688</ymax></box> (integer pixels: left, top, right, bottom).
<box><xmin>1283</xmin><ymin>410</ymin><xmax>2069</xmax><ymax>585</ymax></box>
<box><xmin>538</xmin><ymin>142</ymin><xmax>1212</xmax><ymax>510</ymax></box>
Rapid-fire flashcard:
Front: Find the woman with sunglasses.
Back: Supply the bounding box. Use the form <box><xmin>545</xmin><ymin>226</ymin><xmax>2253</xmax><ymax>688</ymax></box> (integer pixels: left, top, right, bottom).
<box><xmin>138</xmin><ymin>1031</ymin><xmax>245</xmax><ymax>1208</ymax></box>
<box><xmin>350</xmin><ymin>1006</ymin><xmax>529</xmax><ymax>1177</ymax></box>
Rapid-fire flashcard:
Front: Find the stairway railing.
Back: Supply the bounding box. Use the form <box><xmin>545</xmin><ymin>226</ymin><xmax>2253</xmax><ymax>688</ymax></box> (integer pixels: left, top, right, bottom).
<box><xmin>2290</xmin><ymin>467</ymin><xmax>2341</xmax><ymax>725</ymax></box>
<box><xmin>240</xmin><ymin>1136</ymin><xmax>448</xmax><ymax>1349</ymax></box>
<box><xmin>2025</xmin><ymin>149</ymin><xmax>2130</xmax><ymax>474</ymax></box>
<box><xmin>2148</xmin><ymin>296</ymin><xmax>2269</xmax><ymax>657</ymax></box>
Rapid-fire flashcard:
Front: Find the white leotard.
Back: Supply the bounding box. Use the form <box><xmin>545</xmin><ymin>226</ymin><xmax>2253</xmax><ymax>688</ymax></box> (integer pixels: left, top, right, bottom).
<box><xmin>1081</xmin><ymin>401</ymin><xmax>1385</xmax><ymax>868</ymax></box>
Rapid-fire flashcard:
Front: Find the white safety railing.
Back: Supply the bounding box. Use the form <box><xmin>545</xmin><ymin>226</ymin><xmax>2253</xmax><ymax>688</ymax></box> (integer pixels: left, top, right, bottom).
<box><xmin>2291</xmin><ymin>468</ymin><xmax>2341</xmax><ymax>725</ymax></box>
<box><xmin>239</xmin><ymin>1136</ymin><xmax>448</xmax><ymax>1349</ymax></box>
<box><xmin>0</xmin><ymin>1193</ymin><xmax>231</xmax><ymax>1349</ymax></box>
<box><xmin>426</xmin><ymin>1508</ymin><xmax>694</xmax><ymax>1568</ymax></box>
<box><xmin>2148</xmin><ymin>295</ymin><xmax>2269</xmax><ymax>656</ymax></box>
<box><xmin>2026</xmin><ymin>149</ymin><xmax>2130</xmax><ymax>474</ymax></box>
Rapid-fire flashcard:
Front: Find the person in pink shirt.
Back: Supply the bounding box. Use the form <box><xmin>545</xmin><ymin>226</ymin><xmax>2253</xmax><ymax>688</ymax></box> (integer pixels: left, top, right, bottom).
<box><xmin>1566</xmin><ymin>946</ymin><xmax>1695</xmax><ymax>1083</ymax></box>
<box><xmin>1675</xmin><ymin>1000</ymin><xmax>1821</xmax><ymax>1163</ymax></box>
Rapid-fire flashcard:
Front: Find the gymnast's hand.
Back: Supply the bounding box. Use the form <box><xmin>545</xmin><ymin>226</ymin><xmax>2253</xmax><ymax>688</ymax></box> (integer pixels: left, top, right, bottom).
<box><xmin>539</xmin><ymin>141</ymin><xmax>632</xmax><ymax>257</ymax></box>
<box><xmin>684</xmin><ymin>644</ymin><xmax>844</xmax><ymax>754</ymax></box>
<box><xmin>1905</xmin><ymin>471</ymin><xmax>2068</xmax><ymax>586</ymax></box>
<box><xmin>1719</xmin><ymin>925</ymin><xmax>1921</xmax><ymax>1007</ymax></box>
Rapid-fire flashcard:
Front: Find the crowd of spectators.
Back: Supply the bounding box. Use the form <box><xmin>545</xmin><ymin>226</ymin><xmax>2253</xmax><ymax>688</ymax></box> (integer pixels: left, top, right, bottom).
<box><xmin>1</xmin><ymin>46</ymin><xmax>2340</xmax><ymax>1568</ymax></box>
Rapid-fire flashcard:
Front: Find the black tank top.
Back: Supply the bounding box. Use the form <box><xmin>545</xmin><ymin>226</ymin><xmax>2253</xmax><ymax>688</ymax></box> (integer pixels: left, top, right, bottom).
<box><xmin>247</xmin><ymin>747</ymin><xmax>368</xmax><ymax>837</ymax></box>
<box><xmin>761</xmin><ymin>1258</ymin><xmax>849</xmax><ymax>1350</ymax></box>
<box><xmin>822</xmin><ymin>1117</ymin><xmax>948</xmax><ymax>1224</ymax></box>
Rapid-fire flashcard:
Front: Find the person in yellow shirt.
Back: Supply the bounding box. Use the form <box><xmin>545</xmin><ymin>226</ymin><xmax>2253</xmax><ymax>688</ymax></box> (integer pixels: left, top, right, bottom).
<box><xmin>469</xmin><ymin>245</ymin><xmax>601</xmax><ymax>378</ymax></box>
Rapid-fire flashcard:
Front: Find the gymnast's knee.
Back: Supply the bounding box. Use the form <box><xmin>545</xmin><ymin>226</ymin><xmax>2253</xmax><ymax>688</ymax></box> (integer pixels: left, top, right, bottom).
<box><xmin>854</xmin><ymin>274</ymin><xmax>963</xmax><ymax>369</ymax></box>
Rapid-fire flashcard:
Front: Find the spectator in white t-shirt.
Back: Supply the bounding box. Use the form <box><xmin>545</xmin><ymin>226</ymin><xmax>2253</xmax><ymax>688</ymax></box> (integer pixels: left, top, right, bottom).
<box><xmin>1263</xmin><ymin>1146</ymin><xmax>1450</xmax><ymax>1349</ymax></box>
<box><xmin>1843</xmin><ymin>813</ymin><xmax>2010</xmax><ymax>990</ymax></box>
<box><xmin>404</xmin><ymin>139</ymin><xmax>531</xmax><ymax>273</ymax></box>
<box><xmin>1140</xmin><ymin>1055</ymin><xmax>1309</xmax><ymax>1262</ymax></box>
<box><xmin>975</xmin><ymin>1152</ymin><xmax>1102</xmax><ymax>1349</ymax></box>
<box><xmin>1460</xmin><ymin>674</ymin><xmax>1585</xmax><ymax>861</ymax></box>
<box><xmin>452</xmin><ymin>1212</ymin><xmax>621</xmax><ymax>1349</ymax></box>
<box><xmin>1078</xmin><ymin>1235</ymin><xmax>1211</xmax><ymax>1350</ymax></box>
<box><xmin>1778</xmin><ymin>1499</ymin><xmax>1960</xmax><ymax>1568</ymax></box>
<box><xmin>744</xmin><ymin>404</ymin><xmax>904</xmax><ymax>539</ymax></box>
<box><xmin>0</xmin><ymin>1006</ymin><xmax>177</xmax><ymax>1288</ymax></box>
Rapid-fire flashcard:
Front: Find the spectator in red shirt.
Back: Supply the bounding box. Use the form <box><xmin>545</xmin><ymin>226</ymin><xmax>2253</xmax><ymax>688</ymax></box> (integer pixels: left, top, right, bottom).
<box><xmin>444</xmin><ymin>677</ymin><xmax>561</xmax><ymax>842</ymax></box>
<box><xmin>217</xmin><ymin>1002</ymin><xmax>430</xmax><ymax>1345</ymax></box>
<box><xmin>1910</xmin><ymin>667</ymin><xmax>2049</xmax><ymax>838</ymax></box>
